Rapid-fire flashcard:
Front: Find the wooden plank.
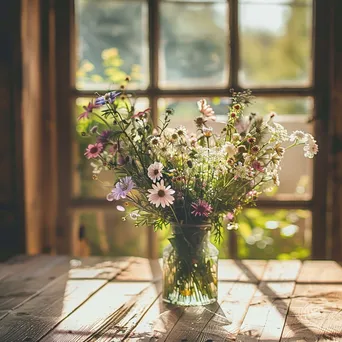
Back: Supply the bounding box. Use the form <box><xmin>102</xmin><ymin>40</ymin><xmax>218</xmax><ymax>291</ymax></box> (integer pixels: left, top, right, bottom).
<box><xmin>198</xmin><ymin>282</ymin><xmax>258</xmax><ymax>341</ymax></box>
<box><xmin>125</xmin><ymin>295</ymin><xmax>184</xmax><ymax>342</ymax></box>
<box><xmin>262</xmin><ymin>260</ymin><xmax>302</xmax><ymax>282</ymax></box>
<box><xmin>162</xmin><ymin>282</ymin><xmax>235</xmax><ymax>342</ymax></box>
<box><xmin>115</xmin><ymin>258</ymin><xmax>162</xmax><ymax>282</ymax></box>
<box><xmin>236</xmin><ymin>260</ymin><xmax>302</xmax><ymax>341</ymax></box>
<box><xmin>219</xmin><ymin>260</ymin><xmax>267</xmax><ymax>283</ymax></box>
<box><xmin>0</xmin><ymin>255</ymin><xmax>70</xmax><ymax>314</ymax></box>
<box><xmin>281</xmin><ymin>284</ymin><xmax>342</xmax><ymax>341</ymax></box>
<box><xmin>127</xmin><ymin>259</ymin><xmax>266</xmax><ymax>341</ymax></box>
<box><xmin>40</xmin><ymin>282</ymin><xmax>152</xmax><ymax>342</ymax></box>
<box><xmin>87</xmin><ymin>282</ymin><xmax>162</xmax><ymax>342</ymax></box>
<box><xmin>237</xmin><ymin>282</ymin><xmax>295</xmax><ymax>341</ymax></box>
<box><xmin>0</xmin><ymin>258</ymin><xmax>132</xmax><ymax>342</ymax></box>
<box><xmin>297</xmin><ymin>260</ymin><xmax>342</xmax><ymax>283</ymax></box>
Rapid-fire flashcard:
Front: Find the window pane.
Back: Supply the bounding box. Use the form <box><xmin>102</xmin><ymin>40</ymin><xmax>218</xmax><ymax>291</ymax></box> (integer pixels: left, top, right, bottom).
<box><xmin>73</xmin><ymin>97</ymin><xmax>149</xmax><ymax>198</ymax></box>
<box><xmin>158</xmin><ymin>97</ymin><xmax>230</xmax><ymax>131</ymax></box>
<box><xmin>239</xmin><ymin>0</ymin><xmax>313</xmax><ymax>87</ymax></box>
<box><xmin>75</xmin><ymin>0</ymin><xmax>148</xmax><ymax>90</ymax></box>
<box><xmin>248</xmin><ymin>97</ymin><xmax>313</xmax><ymax>197</ymax></box>
<box><xmin>158</xmin><ymin>97</ymin><xmax>313</xmax><ymax>197</ymax></box>
<box><xmin>237</xmin><ymin>208</ymin><xmax>311</xmax><ymax>260</ymax></box>
<box><xmin>157</xmin><ymin>209</ymin><xmax>311</xmax><ymax>259</ymax></box>
<box><xmin>159</xmin><ymin>1</ymin><xmax>229</xmax><ymax>89</ymax></box>
<box><xmin>72</xmin><ymin>211</ymin><xmax>147</xmax><ymax>257</ymax></box>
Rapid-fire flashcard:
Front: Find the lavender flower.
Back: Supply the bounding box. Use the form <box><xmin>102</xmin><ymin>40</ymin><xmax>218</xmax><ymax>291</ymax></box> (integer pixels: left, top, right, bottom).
<box><xmin>95</xmin><ymin>91</ymin><xmax>121</xmax><ymax>106</ymax></box>
<box><xmin>107</xmin><ymin>176</ymin><xmax>135</xmax><ymax>201</ymax></box>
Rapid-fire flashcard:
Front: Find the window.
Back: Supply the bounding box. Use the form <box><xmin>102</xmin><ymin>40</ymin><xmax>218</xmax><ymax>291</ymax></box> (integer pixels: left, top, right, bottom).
<box><xmin>56</xmin><ymin>0</ymin><xmax>328</xmax><ymax>259</ymax></box>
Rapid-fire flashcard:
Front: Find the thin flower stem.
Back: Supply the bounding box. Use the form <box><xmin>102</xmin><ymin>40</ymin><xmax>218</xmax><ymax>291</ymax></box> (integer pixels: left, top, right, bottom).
<box><xmin>91</xmin><ymin>113</ymin><xmax>111</xmax><ymax>129</ymax></box>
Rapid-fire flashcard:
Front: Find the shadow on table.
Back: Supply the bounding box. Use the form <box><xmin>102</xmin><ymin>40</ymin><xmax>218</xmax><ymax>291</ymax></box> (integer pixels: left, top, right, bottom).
<box><xmin>131</xmin><ymin>259</ymin><xmax>342</xmax><ymax>341</ymax></box>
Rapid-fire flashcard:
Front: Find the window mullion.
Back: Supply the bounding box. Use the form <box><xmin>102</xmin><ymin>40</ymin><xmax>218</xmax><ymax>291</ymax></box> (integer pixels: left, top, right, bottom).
<box><xmin>228</xmin><ymin>0</ymin><xmax>239</xmax><ymax>89</ymax></box>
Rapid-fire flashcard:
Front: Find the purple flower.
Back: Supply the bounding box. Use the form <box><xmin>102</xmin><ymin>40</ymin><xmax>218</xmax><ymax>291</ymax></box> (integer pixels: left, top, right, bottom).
<box><xmin>95</xmin><ymin>91</ymin><xmax>121</xmax><ymax>106</ymax></box>
<box><xmin>106</xmin><ymin>176</ymin><xmax>134</xmax><ymax>201</ymax></box>
<box><xmin>191</xmin><ymin>199</ymin><xmax>213</xmax><ymax>217</ymax></box>
<box><xmin>77</xmin><ymin>101</ymin><xmax>99</xmax><ymax>121</ymax></box>
<box><xmin>97</xmin><ymin>130</ymin><xmax>113</xmax><ymax>144</ymax></box>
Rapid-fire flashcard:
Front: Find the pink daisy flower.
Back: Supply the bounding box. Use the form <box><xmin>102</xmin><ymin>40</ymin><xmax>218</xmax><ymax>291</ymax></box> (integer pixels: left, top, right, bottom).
<box><xmin>147</xmin><ymin>162</ymin><xmax>164</xmax><ymax>182</ymax></box>
<box><xmin>191</xmin><ymin>199</ymin><xmax>213</xmax><ymax>217</ymax></box>
<box><xmin>77</xmin><ymin>101</ymin><xmax>98</xmax><ymax>121</ymax></box>
<box><xmin>84</xmin><ymin>143</ymin><xmax>103</xmax><ymax>159</ymax></box>
<box><xmin>147</xmin><ymin>180</ymin><xmax>175</xmax><ymax>208</ymax></box>
<box><xmin>197</xmin><ymin>99</ymin><xmax>215</xmax><ymax>118</ymax></box>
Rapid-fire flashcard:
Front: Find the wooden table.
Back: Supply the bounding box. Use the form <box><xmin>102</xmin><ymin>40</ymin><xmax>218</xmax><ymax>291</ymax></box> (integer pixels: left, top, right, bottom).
<box><xmin>0</xmin><ymin>256</ymin><xmax>342</xmax><ymax>341</ymax></box>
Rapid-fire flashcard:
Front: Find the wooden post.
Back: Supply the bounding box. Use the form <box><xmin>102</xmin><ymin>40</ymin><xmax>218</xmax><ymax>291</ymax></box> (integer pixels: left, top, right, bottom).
<box><xmin>331</xmin><ymin>0</ymin><xmax>342</xmax><ymax>261</ymax></box>
<box><xmin>21</xmin><ymin>0</ymin><xmax>45</xmax><ymax>254</ymax></box>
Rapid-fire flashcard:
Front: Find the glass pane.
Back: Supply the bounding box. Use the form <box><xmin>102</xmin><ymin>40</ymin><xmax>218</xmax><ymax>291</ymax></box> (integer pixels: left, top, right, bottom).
<box><xmin>73</xmin><ymin>211</ymin><xmax>147</xmax><ymax>257</ymax></box>
<box><xmin>157</xmin><ymin>209</ymin><xmax>311</xmax><ymax>260</ymax></box>
<box><xmin>247</xmin><ymin>97</ymin><xmax>313</xmax><ymax>197</ymax></box>
<box><xmin>158</xmin><ymin>96</ymin><xmax>313</xmax><ymax>197</ymax></box>
<box><xmin>158</xmin><ymin>97</ymin><xmax>230</xmax><ymax>131</ymax></box>
<box><xmin>237</xmin><ymin>208</ymin><xmax>311</xmax><ymax>260</ymax></box>
<box><xmin>75</xmin><ymin>0</ymin><xmax>148</xmax><ymax>90</ymax></box>
<box><xmin>159</xmin><ymin>1</ymin><xmax>229</xmax><ymax>89</ymax></box>
<box><xmin>239</xmin><ymin>0</ymin><xmax>313</xmax><ymax>87</ymax></box>
<box><xmin>73</xmin><ymin>97</ymin><xmax>149</xmax><ymax>198</ymax></box>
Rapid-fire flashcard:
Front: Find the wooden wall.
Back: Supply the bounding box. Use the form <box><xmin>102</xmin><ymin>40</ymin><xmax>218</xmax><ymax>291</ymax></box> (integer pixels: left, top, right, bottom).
<box><xmin>0</xmin><ymin>1</ymin><xmax>26</xmax><ymax>260</ymax></box>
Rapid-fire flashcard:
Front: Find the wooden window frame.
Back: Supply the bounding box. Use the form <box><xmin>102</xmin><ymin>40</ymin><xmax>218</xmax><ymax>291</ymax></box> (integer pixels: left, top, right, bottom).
<box><xmin>53</xmin><ymin>0</ymin><xmax>330</xmax><ymax>259</ymax></box>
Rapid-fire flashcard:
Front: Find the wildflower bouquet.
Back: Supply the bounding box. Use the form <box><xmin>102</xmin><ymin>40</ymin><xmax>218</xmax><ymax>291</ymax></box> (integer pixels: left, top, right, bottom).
<box><xmin>79</xmin><ymin>85</ymin><xmax>318</xmax><ymax>305</ymax></box>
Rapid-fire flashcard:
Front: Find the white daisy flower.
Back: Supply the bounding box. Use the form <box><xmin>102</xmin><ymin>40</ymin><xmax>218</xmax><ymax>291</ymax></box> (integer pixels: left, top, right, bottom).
<box><xmin>223</xmin><ymin>142</ymin><xmax>237</xmax><ymax>157</ymax></box>
<box><xmin>303</xmin><ymin>143</ymin><xmax>319</xmax><ymax>158</ymax></box>
<box><xmin>147</xmin><ymin>180</ymin><xmax>175</xmax><ymax>208</ymax></box>
<box><xmin>175</xmin><ymin>126</ymin><xmax>187</xmax><ymax>137</ymax></box>
<box><xmin>147</xmin><ymin>161</ymin><xmax>164</xmax><ymax>182</ymax></box>
<box><xmin>289</xmin><ymin>130</ymin><xmax>306</xmax><ymax>142</ymax></box>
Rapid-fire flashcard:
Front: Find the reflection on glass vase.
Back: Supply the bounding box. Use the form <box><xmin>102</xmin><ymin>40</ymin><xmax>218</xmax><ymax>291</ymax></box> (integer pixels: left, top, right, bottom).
<box><xmin>162</xmin><ymin>223</ymin><xmax>219</xmax><ymax>306</ymax></box>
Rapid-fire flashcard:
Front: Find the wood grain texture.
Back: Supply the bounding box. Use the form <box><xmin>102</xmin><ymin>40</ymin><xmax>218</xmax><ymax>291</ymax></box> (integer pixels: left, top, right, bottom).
<box><xmin>40</xmin><ymin>282</ymin><xmax>151</xmax><ymax>342</ymax></box>
<box><xmin>297</xmin><ymin>260</ymin><xmax>342</xmax><ymax>283</ymax></box>
<box><xmin>0</xmin><ymin>256</ymin><xmax>70</xmax><ymax>314</ymax></box>
<box><xmin>163</xmin><ymin>282</ymin><xmax>235</xmax><ymax>342</ymax></box>
<box><xmin>0</xmin><ymin>257</ymin><xmax>132</xmax><ymax>342</ymax></box>
<box><xmin>125</xmin><ymin>295</ymin><xmax>184</xmax><ymax>341</ymax></box>
<box><xmin>236</xmin><ymin>260</ymin><xmax>302</xmax><ymax>341</ymax></box>
<box><xmin>281</xmin><ymin>284</ymin><xmax>342</xmax><ymax>341</ymax></box>
<box><xmin>1</xmin><ymin>257</ymin><xmax>342</xmax><ymax>341</ymax></box>
<box><xmin>218</xmin><ymin>260</ymin><xmax>267</xmax><ymax>282</ymax></box>
<box><xmin>198</xmin><ymin>282</ymin><xmax>258</xmax><ymax>341</ymax></box>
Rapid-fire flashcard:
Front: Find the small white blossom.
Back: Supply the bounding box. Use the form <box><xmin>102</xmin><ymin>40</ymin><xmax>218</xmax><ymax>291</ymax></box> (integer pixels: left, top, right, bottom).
<box><xmin>289</xmin><ymin>130</ymin><xmax>306</xmax><ymax>142</ymax></box>
<box><xmin>304</xmin><ymin>143</ymin><xmax>319</xmax><ymax>158</ymax></box>
<box><xmin>130</xmin><ymin>212</ymin><xmax>140</xmax><ymax>220</ymax></box>
<box><xmin>269</xmin><ymin>122</ymin><xmax>289</xmax><ymax>143</ymax></box>
<box><xmin>222</xmin><ymin>142</ymin><xmax>237</xmax><ymax>157</ymax></box>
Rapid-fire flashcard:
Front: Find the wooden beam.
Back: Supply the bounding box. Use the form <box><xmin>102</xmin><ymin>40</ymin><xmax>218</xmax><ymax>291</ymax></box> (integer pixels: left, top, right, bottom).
<box><xmin>311</xmin><ymin>0</ymin><xmax>332</xmax><ymax>259</ymax></box>
<box><xmin>21</xmin><ymin>0</ymin><xmax>44</xmax><ymax>254</ymax></box>
<box><xmin>55</xmin><ymin>0</ymin><xmax>74</xmax><ymax>254</ymax></box>
<box><xmin>331</xmin><ymin>0</ymin><xmax>342</xmax><ymax>261</ymax></box>
<box><xmin>0</xmin><ymin>0</ymin><xmax>25</xmax><ymax>259</ymax></box>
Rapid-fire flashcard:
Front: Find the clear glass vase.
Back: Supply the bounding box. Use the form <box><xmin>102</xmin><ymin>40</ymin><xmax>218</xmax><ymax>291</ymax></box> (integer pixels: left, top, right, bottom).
<box><xmin>162</xmin><ymin>223</ymin><xmax>219</xmax><ymax>306</ymax></box>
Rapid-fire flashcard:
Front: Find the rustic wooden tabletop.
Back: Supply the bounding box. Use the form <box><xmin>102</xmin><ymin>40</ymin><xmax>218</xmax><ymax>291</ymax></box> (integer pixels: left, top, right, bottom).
<box><xmin>0</xmin><ymin>256</ymin><xmax>341</xmax><ymax>341</ymax></box>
